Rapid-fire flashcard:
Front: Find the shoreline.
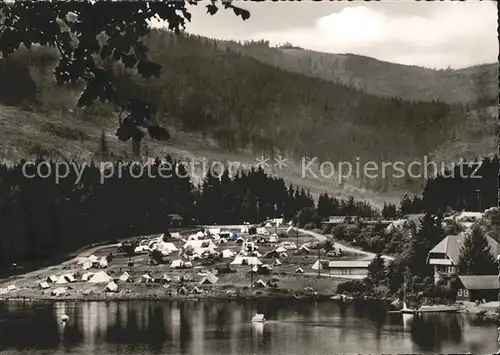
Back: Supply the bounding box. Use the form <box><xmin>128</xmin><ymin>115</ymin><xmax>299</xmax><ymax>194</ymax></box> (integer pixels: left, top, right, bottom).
<box><xmin>0</xmin><ymin>292</ymin><xmax>346</xmax><ymax>303</ymax></box>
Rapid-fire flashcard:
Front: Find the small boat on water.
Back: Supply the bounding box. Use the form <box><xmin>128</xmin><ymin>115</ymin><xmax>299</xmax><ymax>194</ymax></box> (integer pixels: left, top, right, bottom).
<box><xmin>252</xmin><ymin>314</ymin><xmax>265</xmax><ymax>323</ymax></box>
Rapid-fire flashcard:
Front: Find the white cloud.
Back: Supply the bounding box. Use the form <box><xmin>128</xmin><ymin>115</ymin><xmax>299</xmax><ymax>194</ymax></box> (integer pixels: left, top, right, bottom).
<box><xmin>245</xmin><ymin>3</ymin><xmax>498</xmax><ymax>69</ymax></box>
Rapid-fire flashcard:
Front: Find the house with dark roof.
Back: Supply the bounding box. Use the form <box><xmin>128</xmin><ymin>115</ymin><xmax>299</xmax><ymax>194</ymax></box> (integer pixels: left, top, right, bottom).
<box><xmin>455</xmin><ymin>275</ymin><xmax>499</xmax><ymax>302</ymax></box>
<box><xmin>167</xmin><ymin>214</ymin><xmax>183</xmax><ymax>227</ymax></box>
<box><xmin>427</xmin><ymin>233</ymin><xmax>500</xmax><ymax>284</ymax></box>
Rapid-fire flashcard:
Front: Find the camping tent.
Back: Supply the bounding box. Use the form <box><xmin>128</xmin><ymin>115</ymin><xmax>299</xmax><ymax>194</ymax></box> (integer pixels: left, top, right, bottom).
<box><xmin>162</xmin><ymin>274</ymin><xmax>171</xmax><ymax>283</ymax></box>
<box><xmin>141</xmin><ymin>274</ymin><xmax>153</xmax><ymax>283</ymax></box>
<box><xmin>230</xmin><ymin>256</ymin><xmax>262</xmax><ymax>266</ymax></box>
<box><xmin>273</xmin><ymin>259</ymin><xmax>282</xmax><ymax>266</ymax></box>
<box><xmin>199</xmin><ymin>272</ymin><xmax>219</xmax><ymax>285</ymax></box>
<box><xmin>51</xmin><ymin>287</ymin><xmax>67</xmax><ymax>296</ymax></box>
<box><xmin>55</xmin><ymin>276</ymin><xmax>68</xmax><ymax>284</ymax></box>
<box><xmin>88</xmin><ymin>255</ymin><xmax>98</xmax><ymax>263</ymax></box>
<box><xmin>99</xmin><ymin>257</ymin><xmax>108</xmax><ymax>268</ymax></box>
<box><xmin>184</xmin><ymin>261</ymin><xmax>193</xmax><ymax>268</ymax></box>
<box><xmin>269</xmin><ymin>234</ymin><xmax>278</xmax><ymax>243</ymax></box>
<box><xmin>191</xmin><ymin>286</ymin><xmax>202</xmax><ymax>294</ymax></box>
<box><xmin>230</xmin><ymin>232</ymin><xmax>238</xmax><ymax>241</ymax></box>
<box><xmin>275</xmin><ymin>246</ymin><xmax>287</xmax><ymax>253</ymax></box>
<box><xmin>119</xmin><ymin>272</ymin><xmax>130</xmax><ymax>282</ymax></box>
<box><xmin>6</xmin><ymin>285</ymin><xmax>16</xmax><ymax>291</ymax></box>
<box><xmin>255</xmin><ymin>279</ymin><xmax>267</xmax><ymax>288</ymax></box>
<box><xmin>82</xmin><ymin>260</ymin><xmax>93</xmax><ymax>270</ymax></box>
<box><xmin>171</xmin><ymin>260</ymin><xmax>184</xmax><ymax>269</ymax></box>
<box><xmin>294</xmin><ymin>267</ymin><xmax>304</xmax><ymax>274</ymax></box>
<box><xmin>62</xmin><ymin>274</ymin><xmax>75</xmax><ymax>282</ymax></box>
<box><xmin>39</xmin><ymin>281</ymin><xmax>50</xmax><ymax>289</ymax></box>
<box><xmin>312</xmin><ymin>260</ymin><xmax>326</xmax><ymax>270</ymax></box>
<box><xmin>46</xmin><ymin>275</ymin><xmax>58</xmax><ymax>283</ymax></box>
<box><xmin>105</xmin><ymin>281</ymin><xmax>118</xmax><ymax>292</ymax></box>
<box><xmin>88</xmin><ymin>271</ymin><xmax>112</xmax><ymax>284</ymax></box>
<box><xmin>81</xmin><ymin>272</ymin><xmax>95</xmax><ymax>281</ymax></box>
<box><xmin>221</xmin><ymin>249</ymin><xmax>234</xmax><ymax>259</ymax></box>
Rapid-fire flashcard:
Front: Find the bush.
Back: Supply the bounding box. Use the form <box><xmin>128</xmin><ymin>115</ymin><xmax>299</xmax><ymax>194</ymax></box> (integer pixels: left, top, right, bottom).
<box><xmin>336</xmin><ymin>279</ymin><xmax>368</xmax><ymax>296</ymax></box>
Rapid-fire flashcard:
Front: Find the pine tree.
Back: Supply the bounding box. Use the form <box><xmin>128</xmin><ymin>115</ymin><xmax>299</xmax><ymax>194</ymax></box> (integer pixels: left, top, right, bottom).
<box><xmin>457</xmin><ymin>225</ymin><xmax>497</xmax><ymax>275</ymax></box>
<box><xmin>398</xmin><ymin>194</ymin><xmax>412</xmax><ymax>216</ymax></box>
<box><xmin>367</xmin><ymin>253</ymin><xmax>386</xmax><ymax>284</ymax></box>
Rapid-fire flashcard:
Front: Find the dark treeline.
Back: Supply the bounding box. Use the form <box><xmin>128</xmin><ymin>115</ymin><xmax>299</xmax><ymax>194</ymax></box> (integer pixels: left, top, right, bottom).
<box><xmin>0</xmin><ymin>156</ymin><xmax>319</xmax><ymax>266</ymax></box>
<box><xmin>403</xmin><ymin>155</ymin><xmax>499</xmax><ymax>214</ymax></box>
<box><xmin>219</xmin><ymin>39</ymin><xmax>498</xmax><ymax>105</ymax></box>
<box><xmin>0</xmin><ymin>31</ymin><xmax>483</xmax><ymax>193</ymax></box>
<box><xmin>0</xmin><ymin>154</ymin><xmax>496</xmax><ymax>268</ymax></box>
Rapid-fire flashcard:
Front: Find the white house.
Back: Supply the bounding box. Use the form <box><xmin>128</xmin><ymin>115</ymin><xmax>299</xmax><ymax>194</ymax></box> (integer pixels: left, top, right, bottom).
<box><xmin>321</xmin><ymin>260</ymin><xmax>372</xmax><ymax>277</ymax></box>
<box><xmin>427</xmin><ymin>233</ymin><xmax>500</xmax><ymax>283</ymax></box>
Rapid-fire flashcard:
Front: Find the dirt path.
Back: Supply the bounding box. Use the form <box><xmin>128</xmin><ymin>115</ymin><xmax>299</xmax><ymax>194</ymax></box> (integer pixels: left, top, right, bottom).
<box><xmin>0</xmin><ymin>243</ymin><xmax>119</xmax><ymax>286</ymax></box>
<box><xmin>297</xmin><ymin>228</ymin><xmax>394</xmax><ymax>262</ymax></box>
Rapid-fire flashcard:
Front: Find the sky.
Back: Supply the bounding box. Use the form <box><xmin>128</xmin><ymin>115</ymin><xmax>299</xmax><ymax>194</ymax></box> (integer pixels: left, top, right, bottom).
<box><xmin>159</xmin><ymin>0</ymin><xmax>499</xmax><ymax>69</ymax></box>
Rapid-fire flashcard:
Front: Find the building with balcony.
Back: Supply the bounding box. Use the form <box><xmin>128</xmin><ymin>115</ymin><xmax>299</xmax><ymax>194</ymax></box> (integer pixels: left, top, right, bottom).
<box><xmin>427</xmin><ymin>233</ymin><xmax>500</xmax><ymax>284</ymax></box>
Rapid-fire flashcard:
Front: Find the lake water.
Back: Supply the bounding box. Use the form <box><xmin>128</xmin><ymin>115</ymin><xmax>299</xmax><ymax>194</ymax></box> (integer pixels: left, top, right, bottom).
<box><xmin>0</xmin><ymin>299</ymin><xmax>498</xmax><ymax>354</ymax></box>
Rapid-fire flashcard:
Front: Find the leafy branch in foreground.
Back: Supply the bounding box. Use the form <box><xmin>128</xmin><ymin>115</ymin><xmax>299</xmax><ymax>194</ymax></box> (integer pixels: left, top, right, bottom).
<box><xmin>0</xmin><ymin>0</ymin><xmax>250</xmax><ymax>155</ymax></box>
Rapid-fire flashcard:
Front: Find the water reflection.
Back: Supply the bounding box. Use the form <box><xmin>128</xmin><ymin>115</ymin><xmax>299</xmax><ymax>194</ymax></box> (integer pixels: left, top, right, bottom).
<box><xmin>0</xmin><ymin>299</ymin><xmax>497</xmax><ymax>354</ymax></box>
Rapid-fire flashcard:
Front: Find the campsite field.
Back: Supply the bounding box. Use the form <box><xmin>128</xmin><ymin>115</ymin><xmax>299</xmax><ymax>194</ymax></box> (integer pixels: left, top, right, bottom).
<box><xmin>0</xmin><ymin>229</ymin><xmax>362</xmax><ymax>301</ymax></box>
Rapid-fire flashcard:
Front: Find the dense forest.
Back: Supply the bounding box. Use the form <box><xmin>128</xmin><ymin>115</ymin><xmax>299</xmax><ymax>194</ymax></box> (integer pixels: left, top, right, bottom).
<box><xmin>219</xmin><ymin>39</ymin><xmax>498</xmax><ymax>105</ymax></box>
<box><xmin>0</xmin><ymin>152</ymin><xmax>496</xmax><ymax>268</ymax></box>
<box><xmin>0</xmin><ymin>29</ymin><xmax>493</xmax><ymax>193</ymax></box>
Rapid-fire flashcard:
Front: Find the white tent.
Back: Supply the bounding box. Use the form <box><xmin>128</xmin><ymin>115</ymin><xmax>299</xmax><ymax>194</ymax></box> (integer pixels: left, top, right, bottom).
<box><xmin>312</xmin><ymin>260</ymin><xmax>325</xmax><ymax>270</ymax></box>
<box><xmin>273</xmin><ymin>259</ymin><xmax>282</xmax><ymax>266</ymax></box>
<box><xmin>88</xmin><ymin>255</ymin><xmax>98</xmax><ymax>263</ymax></box>
<box><xmin>170</xmin><ymin>232</ymin><xmax>182</xmax><ymax>239</ymax></box>
<box><xmin>191</xmin><ymin>286</ymin><xmax>202</xmax><ymax>294</ymax></box>
<box><xmin>183</xmin><ymin>240</ymin><xmax>217</xmax><ymax>254</ymax></box>
<box><xmin>88</xmin><ymin>271</ymin><xmax>112</xmax><ymax>284</ymax></box>
<box><xmin>230</xmin><ymin>256</ymin><xmax>244</xmax><ymax>265</ymax></box>
<box><xmin>275</xmin><ymin>246</ymin><xmax>287</xmax><ymax>253</ymax></box>
<box><xmin>184</xmin><ymin>261</ymin><xmax>193</xmax><ymax>268</ymax></box>
<box><xmin>105</xmin><ymin>281</ymin><xmax>118</xmax><ymax>292</ymax></box>
<box><xmin>99</xmin><ymin>257</ymin><xmax>108</xmax><ymax>268</ymax></box>
<box><xmin>6</xmin><ymin>285</ymin><xmax>16</xmax><ymax>291</ymax></box>
<box><xmin>221</xmin><ymin>249</ymin><xmax>234</xmax><ymax>259</ymax></box>
<box><xmin>82</xmin><ymin>260</ymin><xmax>93</xmax><ymax>270</ymax></box>
<box><xmin>230</xmin><ymin>256</ymin><xmax>262</xmax><ymax>266</ymax></box>
<box><xmin>295</xmin><ymin>267</ymin><xmax>304</xmax><ymax>274</ymax></box>
<box><xmin>46</xmin><ymin>275</ymin><xmax>58</xmax><ymax>283</ymax></box>
<box><xmin>119</xmin><ymin>272</ymin><xmax>130</xmax><ymax>282</ymax></box>
<box><xmin>199</xmin><ymin>272</ymin><xmax>219</xmax><ymax>285</ymax></box>
<box><xmin>63</xmin><ymin>274</ymin><xmax>75</xmax><ymax>283</ymax></box>
<box><xmin>162</xmin><ymin>274</ymin><xmax>172</xmax><ymax>283</ymax></box>
<box><xmin>51</xmin><ymin>287</ymin><xmax>67</xmax><ymax>296</ymax></box>
<box><xmin>269</xmin><ymin>234</ymin><xmax>278</xmax><ymax>243</ymax></box>
<box><xmin>196</xmin><ymin>231</ymin><xmax>205</xmax><ymax>238</ymax></box>
<box><xmin>161</xmin><ymin>242</ymin><xmax>178</xmax><ymax>252</ymax></box>
<box><xmin>81</xmin><ymin>272</ymin><xmax>95</xmax><ymax>281</ymax></box>
<box><xmin>255</xmin><ymin>279</ymin><xmax>267</xmax><ymax>288</ymax></box>
<box><xmin>250</xmin><ymin>251</ymin><xmax>262</xmax><ymax>257</ymax></box>
<box><xmin>55</xmin><ymin>276</ymin><xmax>68</xmax><ymax>284</ymax></box>
<box><xmin>171</xmin><ymin>260</ymin><xmax>184</xmax><ymax>269</ymax></box>
<box><xmin>39</xmin><ymin>281</ymin><xmax>50</xmax><ymax>289</ymax></box>
<box><xmin>141</xmin><ymin>274</ymin><xmax>153</xmax><ymax>283</ymax></box>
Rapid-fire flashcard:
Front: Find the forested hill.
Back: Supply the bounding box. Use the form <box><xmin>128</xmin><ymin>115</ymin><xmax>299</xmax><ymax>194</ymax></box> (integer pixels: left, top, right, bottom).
<box><xmin>217</xmin><ymin>40</ymin><xmax>498</xmax><ymax>105</ymax></box>
<box><xmin>0</xmin><ymin>30</ymin><xmax>496</xmax><ymax>194</ymax></box>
